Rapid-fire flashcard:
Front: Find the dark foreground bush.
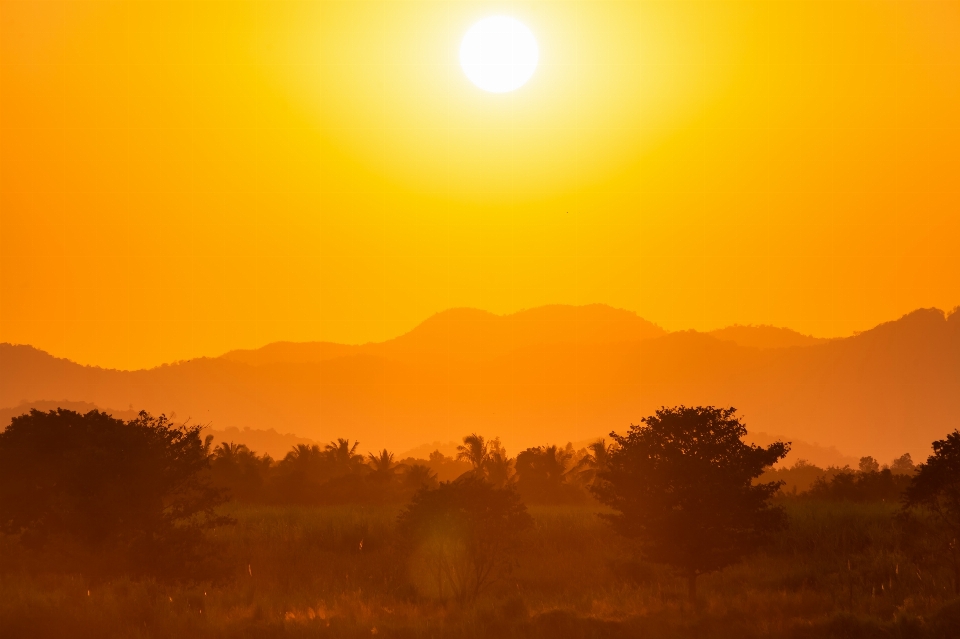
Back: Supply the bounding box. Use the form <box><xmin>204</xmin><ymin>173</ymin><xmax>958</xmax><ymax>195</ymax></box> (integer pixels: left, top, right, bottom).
<box><xmin>808</xmin><ymin>468</ymin><xmax>913</xmax><ymax>502</ymax></box>
<box><xmin>0</xmin><ymin>408</ymin><xmax>231</xmax><ymax>577</ymax></box>
<box><xmin>397</xmin><ymin>475</ymin><xmax>533</xmax><ymax>603</ymax></box>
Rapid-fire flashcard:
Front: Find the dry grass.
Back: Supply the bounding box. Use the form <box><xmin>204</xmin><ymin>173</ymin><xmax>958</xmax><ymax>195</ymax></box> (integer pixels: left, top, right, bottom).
<box><xmin>2</xmin><ymin>500</ymin><xmax>959</xmax><ymax>638</ymax></box>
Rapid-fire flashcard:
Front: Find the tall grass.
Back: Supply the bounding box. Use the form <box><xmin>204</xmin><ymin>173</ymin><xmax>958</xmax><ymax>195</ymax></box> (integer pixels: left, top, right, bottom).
<box><xmin>2</xmin><ymin>500</ymin><xmax>959</xmax><ymax>638</ymax></box>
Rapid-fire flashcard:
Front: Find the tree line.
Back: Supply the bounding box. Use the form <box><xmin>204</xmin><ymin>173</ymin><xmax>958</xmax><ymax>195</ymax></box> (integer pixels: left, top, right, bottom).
<box><xmin>1</xmin><ymin>406</ymin><xmax>959</xmax><ymax>601</ymax></box>
<box><xmin>207</xmin><ymin>431</ymin><xmax>922</xmax><ymax>508</ymax></box>
<box><xmin>207</xmin><ymin>432</ymin><xmax>609</xmax><ymax>505</ymax></box>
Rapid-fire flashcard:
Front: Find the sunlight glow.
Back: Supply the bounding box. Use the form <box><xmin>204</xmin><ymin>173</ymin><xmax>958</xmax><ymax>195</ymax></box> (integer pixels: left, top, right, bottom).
<box><xmin>459</xmin><ymin>16</ymin><xmax>539</xmax><ymax>93</ymax></box>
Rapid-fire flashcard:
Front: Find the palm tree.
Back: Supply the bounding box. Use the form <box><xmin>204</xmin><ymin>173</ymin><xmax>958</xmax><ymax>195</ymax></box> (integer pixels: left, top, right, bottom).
<box><xmin>367</xmin><ymin>449</ymin><xmax>399</xmax><ymax>482</ymax></box>
<box><xmin>515</xmin><ymin>444</ymin><xmax>574</xmax><ymax>502</ymax></box>
<box><xmin>281</xmin><ymin>444</ymin><xmax>325</xmax><ymax>477</ymax></box>
<box><xmin>214</xmin><ymin>441</ymin><xmax>250</xmax><ymax>462</ymax></box>
<box><xmin>486</xmin><ymin>438</ymin><xmax>514</xmax><ymax>488</ymax></box>
<box><xmin>286</xmin><ymin>443</ymin><xmax>323</xmax><ymax>464</ymax></box>
<box><xmin>573</xmin><ymin>438</ymin><xmax>614</xmax><ymax>486</ymax></box>
<box><xmin>456</xmin><ymin>433</ymin><xmax>489</xmax><ymax>474</ymax></box>
<box><xmin>403</xmin><ymin>463</ymin><xmax>438</xmax><ymax>491</ymax></box>
<box><xmin>325</xmin><ymin>438</ymin><xmax>364</xmax><ymax>474</ymax></box>
<box><xmin>541</xmin><ymin>444</ymin><xmax>573</xmax><ymax>482</ymax></box>
<box><xmin>325</xmin><ymin>438</ymin><xmax>359</xmax><ymax>462</ymax></box>
<box><xmin>203</xmin><ymin>434</ymin><xmax>215</xmax><ymax>457</ymax></box>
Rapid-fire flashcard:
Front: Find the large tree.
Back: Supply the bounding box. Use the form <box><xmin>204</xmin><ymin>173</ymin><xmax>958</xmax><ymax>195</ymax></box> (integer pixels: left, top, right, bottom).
<box><xmin>0</xmin><ymin>409</ymin><xmax>230</xmax><ymax>575</ymax></box>
<box><xmin>593</xmin><ymin>406</ymin><xmax>788</xmax><ymax>600</ymax></box>
<box><xmin>903</xmin><ymin>429</ymin><xmax>960</xmax><ymax>593</ymax></box>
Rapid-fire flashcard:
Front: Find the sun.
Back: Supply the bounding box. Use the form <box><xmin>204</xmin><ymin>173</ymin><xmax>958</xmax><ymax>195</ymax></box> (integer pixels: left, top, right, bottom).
<box><xmin>459</xmin><ymin>16</ymin><xmax>539</xmax><ymax>94</ymax></box>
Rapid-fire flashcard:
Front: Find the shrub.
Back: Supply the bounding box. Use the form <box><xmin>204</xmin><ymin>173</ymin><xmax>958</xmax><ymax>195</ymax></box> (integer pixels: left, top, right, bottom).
<box><xmin>397</xmin><ymin>475</ymin><xmax>532</xmax><ymax>603</ymax></box>
<box><xmin>0</xmin><ymin>409</ymin><xmax>230</xmax><ymax>576</ymax></box>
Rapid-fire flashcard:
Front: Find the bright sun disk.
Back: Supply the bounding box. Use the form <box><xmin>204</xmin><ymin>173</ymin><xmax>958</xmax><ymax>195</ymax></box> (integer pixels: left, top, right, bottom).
<box><xmin>459</xmin><ymin>16</ymin><xmax>539</xmax><ymax>93</ymax></box>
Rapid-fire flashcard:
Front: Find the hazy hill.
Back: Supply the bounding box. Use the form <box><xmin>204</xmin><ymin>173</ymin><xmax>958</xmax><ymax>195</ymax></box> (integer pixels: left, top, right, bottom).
<box><xmin>221</xmin><ymin>304</ymin><xmax>667</xmax><ymax>366</ymax></box>
<box><xmin>2</xmin><ymin>305</ymin><xmax>958</xmax><ymax>463</ymax></box>
<box><xmin>708</xmin><ymin>325</ymin><xmax>832</xmax><ymax>349</ymax></box>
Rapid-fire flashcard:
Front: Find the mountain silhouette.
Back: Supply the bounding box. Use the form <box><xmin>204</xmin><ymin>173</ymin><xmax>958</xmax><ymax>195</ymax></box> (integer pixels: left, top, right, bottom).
<box><xmin>707</xmin><ymin>325</ymin><xmax>832</xmax><ymax>349</ymax></box>
<box><xmin>1</xmin><ymin>304</ymin><xmax>957</xmax><ymax>462</ymax></box>
<box><xmin>220</xmin><ymin>304</ymin><xmax>667</xmax><ymax>366</ymax></box>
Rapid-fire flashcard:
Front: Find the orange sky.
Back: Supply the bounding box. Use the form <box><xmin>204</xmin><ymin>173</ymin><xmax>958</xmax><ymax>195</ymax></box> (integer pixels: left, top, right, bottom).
<box><xmin>1</xmin><ymin>0</ymin><xmax>959</xmax><ymax>370</ymax></box>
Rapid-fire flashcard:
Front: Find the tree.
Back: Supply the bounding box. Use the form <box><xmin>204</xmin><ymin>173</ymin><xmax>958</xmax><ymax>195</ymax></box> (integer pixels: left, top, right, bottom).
<box><xmin>572</xmin><ymin>438</ymin><xmax>615</xmax><ymax>487</ymax></box>
<box><xmin>456</xmin><ymin>433</ymin><xmax>490</xmax><ymax>474</ymax></box>
<box><xmin>0</xmin><ymin>409</ymin><xmax>230</xmax><ymax>575</ymax></box>
<box><xmin>367</xmin><ymin>448</ymin><xmax>399</xmax><ymax>481</ymax></box>
<box><xmin>808</xmin><ymin>466</ymin><xmax>911</xmax><ymax>502</ymax></box>
<box><xmin>903</xmin><ymin>430</ymin><xmax>960</xmax><ymax>593</ymax></box>
<box><xmin>859</xmin><ymin>456</ymin><xmax>880</xmax><ymax>473</ymax></box>
<box><xmin>272</xmin><ymin>444</ymin><xmax>328</xmax><ymax>503</ymax></box>
<box><xmin>891</xmin><ymin>453</ymin><xmax>916</xmax><ymax>475</ymax></box>
<box><xmin>325</xmin><ymin>438</ymin><xmax>364</xmax><ymax>474</ymax></box>
<box><xmin>403</xmin><ymin>463</ymin><xmax>439</xmax><ymax>493</ymax></box>
<box><xmin>397</xmin><ymin>475</ymin><xmax>532</xmax><ymax>603</ymax></box>
<box><xmin>515</xmin><ymin>444</ymin><xmax>577</xmax><ymax>503</ymax></box>
<box><xmin>209</xmin><ymin>441</ymin><xmax>272</xmax><ymax>502</ymax></box>
<box><xmin>593</xmin><ymin>406</ymin><xmax>788</xmax><ymax>601</ymax></box>
<box><xmin>486</xmin><ymin>438</ymin><xmax>514</xmax><ymax>488</ymax></box>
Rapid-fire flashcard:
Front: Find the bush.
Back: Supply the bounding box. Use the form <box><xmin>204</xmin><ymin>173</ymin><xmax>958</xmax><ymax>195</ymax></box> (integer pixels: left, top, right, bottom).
<box><xmin>397</xmin><ymin>475</ymin><xmax>533</xmax><ymax>603</ymax></box>
<box><xmin>0</xmin><ymin>409</ymin><xmax>230</xmax><ymax>576</ymax></box>
<box><xmin>808</xmin><ymin>468</ymin><xmax>912</xmax><ymax>502</ymax></box>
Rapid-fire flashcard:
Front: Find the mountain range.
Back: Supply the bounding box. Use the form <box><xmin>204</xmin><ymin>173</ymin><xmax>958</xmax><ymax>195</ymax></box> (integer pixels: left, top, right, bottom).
<box><xmin>2</xmin><ymin>304</ymin><xmax>958</xmax><ymax>463</ymax></box>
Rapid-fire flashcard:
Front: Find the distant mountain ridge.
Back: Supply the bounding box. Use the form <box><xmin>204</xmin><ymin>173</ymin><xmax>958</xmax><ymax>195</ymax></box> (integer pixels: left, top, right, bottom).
<box><xmin>708</xmin><ymin>325</ymin><xmax>832</xmax><ymax>349</ymax></box>
<box><xmin>220</xmin><ymin>304</ymin><xmax>667</xmax><ymax>366</ymax></box>
<box><xmin>2</xmin><ymin>304</ymin><xmax>958</xmax><ymax>463</ymax></box>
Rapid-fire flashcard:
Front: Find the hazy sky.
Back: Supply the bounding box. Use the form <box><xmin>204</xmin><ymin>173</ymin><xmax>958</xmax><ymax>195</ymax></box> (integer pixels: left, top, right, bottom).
<box><xmin>2</xmin><ymin>0</ymin><xmax>958</xmax><ymax>370</ymax></box>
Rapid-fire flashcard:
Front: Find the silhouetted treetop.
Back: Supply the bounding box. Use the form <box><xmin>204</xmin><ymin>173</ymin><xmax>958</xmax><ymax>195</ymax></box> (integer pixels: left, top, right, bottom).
<box><xmin>0</xmin><ymin>409</ymin><xmax>230</xmax><ymax>575</ymax></box>
<box><xmin>593</xmin><ymin>406</ymin><xmax>788</xmax><ymax>600</ymax></box>
<box><xmin>456</xmin><ymin>433</ymin><xmax>489</xmax><ymax>473</ymax></box>
<box><xmin>903</xmin><ymin>429</ymin><xmax>960</xmax><ymax>592</ymax></box>
<box><xmin>904</xmin><ymin>433</ymin><xmax>960</xmax><ymax>516</ymax></box>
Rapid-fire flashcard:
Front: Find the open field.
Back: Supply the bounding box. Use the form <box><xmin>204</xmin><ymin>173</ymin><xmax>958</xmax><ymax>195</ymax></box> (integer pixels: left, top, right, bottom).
<box><xmin>2</xmin><ymin>500</ymin><xmax>959</xmax><ymax>638</ymax></box>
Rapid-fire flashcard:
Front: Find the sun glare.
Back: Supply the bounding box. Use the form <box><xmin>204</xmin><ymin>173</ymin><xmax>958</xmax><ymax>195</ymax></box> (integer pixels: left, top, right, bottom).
<box><xmin>459</xmin><ymin>16</ymin><xmax>539</xmax><ymax>93</ymax></box>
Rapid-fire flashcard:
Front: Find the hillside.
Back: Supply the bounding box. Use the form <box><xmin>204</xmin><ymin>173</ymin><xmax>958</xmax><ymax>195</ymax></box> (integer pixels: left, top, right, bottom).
<box><xmin>708</xmin><ymin>325</ymin><xmax>832</xmax><ymax>349</ymax></box>
<box><xmin>2</xmin><ymin>305</ymin><xmax>958</xmax><ymax>462</ymax></box>
<box><xmin>220</xmin><ymin>304</ymin><xmax>667</xmax><ymax>366</ymax></box>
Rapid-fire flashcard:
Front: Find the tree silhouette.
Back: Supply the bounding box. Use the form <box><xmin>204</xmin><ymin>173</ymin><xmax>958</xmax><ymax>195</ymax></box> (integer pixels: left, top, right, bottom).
<box><xmin>403</xmin><ymin>463</ymin><xmax>439</xmax><ymax>492</ymax></box>
<box><xmin>456</xmin><ymin>433</ymin><xmax>489</xmax><ymax>474</ymax></box>
<box><xmin>288</xmin><ymin>443</ymin><xmax>325</xmax><ymax>467</ymax></box>
<box><xmin>0</xmin><ymin>409</ymin><xmax>230</xmax><ymax>575</ymax></box>
<box><xmin>210</xmin><ymin>441</ymin><xmax>272</xmax><ymax>502</ymax></box>
<box><xmin>903</xmin><ymin>429</ymin><xmax>960</xmax><ymax>593</ymax></box>
<box><xmin>572</xmin><ymin>438</ymin><xmax>615</xmax><ymax>486</ymax></box>
<box><xmin>515</xmin><ymin>444</ymin><xmax>576</xmax><ymax>503</ymax></box>
<box><xmin>593</xmin><ymin>406</ymin><xmax>788</xmax><ymax>601</ymax></box>
<box><xmin>486</xmin><ymin>438</ymin><xmax>514</xmax><ymax>488</ymax></box>
<box><xmin>325</xmin><ymin>438</ymin><xmax>363</xmax><ymax>472</ymax></box>
<box><xmin>890</xmin><ymin>453</ymin><xmax>916</xmax><ymax>475</ymax></box>
<box><xmin>367</xmin><ymin>449</ymin><xmax>400</xmax><ymax>482</ymax></box>
<box><xmin>808</xmin><ymin>466</ymin><xmax>911</xmax><ymax>502</ymax></box>
<box><xmin>397</xmin><ymin>475</ymin><xmax>532</xmax><ymax>603</ymax></box>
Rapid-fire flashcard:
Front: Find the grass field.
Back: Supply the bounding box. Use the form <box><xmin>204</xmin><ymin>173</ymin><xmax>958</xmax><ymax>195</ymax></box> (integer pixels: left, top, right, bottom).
<box><xmin>2</xmin><ymin>500</ymin><xmax>959</xmax><ymax>638</ymax></box>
